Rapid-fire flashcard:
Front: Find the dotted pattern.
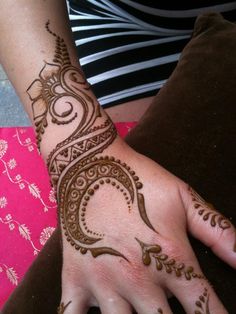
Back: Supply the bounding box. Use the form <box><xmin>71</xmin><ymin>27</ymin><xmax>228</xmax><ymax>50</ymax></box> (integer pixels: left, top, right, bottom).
<box><xmin>49</xmin><ymin>122</ymin><xmax>116</xmax><ymax>187</ymax></box>
<box><xmin>59</xmin><ymin>155</ymin><xmax>143</xmax><ymax>255</ymax></box>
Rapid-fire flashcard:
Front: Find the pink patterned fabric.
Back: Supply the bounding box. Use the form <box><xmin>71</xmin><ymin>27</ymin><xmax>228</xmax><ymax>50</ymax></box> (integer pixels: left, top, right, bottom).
<box><xmin>0</xmin><ymin>122</ymin><xmax>137</xmax><ymax>308</ymax></box>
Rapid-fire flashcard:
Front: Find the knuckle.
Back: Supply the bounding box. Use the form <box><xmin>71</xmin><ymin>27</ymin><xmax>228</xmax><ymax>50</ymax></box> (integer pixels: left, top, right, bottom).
<box><xmin>162</xmin><ymin>241</ymin><xmax>186</xmax><ymax>262</ymax></box>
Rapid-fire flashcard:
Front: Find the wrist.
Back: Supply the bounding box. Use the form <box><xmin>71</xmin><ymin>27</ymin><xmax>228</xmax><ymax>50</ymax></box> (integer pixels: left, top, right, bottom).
<box><xmin>40</xmin><ymin>114</ymin><xmax>133</xmax><ymax>190</ymax></box>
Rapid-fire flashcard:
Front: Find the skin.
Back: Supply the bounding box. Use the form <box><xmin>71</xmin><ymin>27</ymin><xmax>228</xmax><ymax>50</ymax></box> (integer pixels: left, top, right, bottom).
<box><xmin>0</xmin><ymin>1</ymin><xmax>235</xmax><ymax>313</ymax></box>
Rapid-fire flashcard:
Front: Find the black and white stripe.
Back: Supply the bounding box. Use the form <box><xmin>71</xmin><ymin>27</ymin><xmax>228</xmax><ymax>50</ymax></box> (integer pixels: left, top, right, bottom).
<box><xmin>68</xmin><ymin>0</ymin><xmax>236</xmax><ymax>107</ymax></box>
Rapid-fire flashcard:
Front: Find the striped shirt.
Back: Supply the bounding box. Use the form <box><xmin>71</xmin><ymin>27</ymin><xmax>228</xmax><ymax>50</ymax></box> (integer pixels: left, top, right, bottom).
<box><xmin>67</xmin><ymin>0</ymin><xmax>236</xmax><ymax>107</ymax></box>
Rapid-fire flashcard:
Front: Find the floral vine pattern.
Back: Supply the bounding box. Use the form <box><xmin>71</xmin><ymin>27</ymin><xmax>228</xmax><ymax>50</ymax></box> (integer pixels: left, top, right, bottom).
<box><xmin>13</xmin><ymin>128</ymin><xmax>38</xmax><ymax>153</ymax></box>
<box><xmin>188</xmin><ymin>186</ymin><xmax>231</xmax><ymax>230</ymax></box>
<box><xmin>188</xmin><ymin>186</ymin><xmax>236</xmax><ymax>252</ymax></box>
<box><xmin>0</xmin><ymin>137</ymin><xmax>56</xmax><ymax>212</ymax></box>
<box><xmin>135</xmin><ymin>238</ymin><xmax>204</xmax><ymax>280</ymax></box>
<box><xmin>0</xmin><ymin>263</ymin><xmax>18</xmax><ymax>286</ymax></box>
<box><xmin>0</xmin><ymin>200</ymin><xmax>40</xmax><ymax>255</ymax></box>
<box><xmin>0</xmin><ymin>127</ymin><xmax>58</xmax><ymax>307</ymax></box>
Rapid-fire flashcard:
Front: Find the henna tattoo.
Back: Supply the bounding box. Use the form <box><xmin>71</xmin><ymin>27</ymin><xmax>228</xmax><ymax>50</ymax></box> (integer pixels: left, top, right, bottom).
<box><xmin>188</xmin><ymin>186</ymin><xmax>236</xmax><ymax>252</ymax></box>
<box><xmin>27</xmin><ymin>22</ymin><xmax>155</xmax><ymax>260</ymax></box>
<box><xmin>57</xmin><ymin>301</ymin><xmax>72</xmax><ymax>314</ymax></box>
<box><xmin>59</xmin><ymin>156</ymin><xmax>154</xmax><ymax>258</ymax></box>
<box><xmin>157</xmin><ymin>308</ymin><xmax>163</xmax><ymax>314</ymax></box>
<box><xmin>188</xmin><ymin>186</ymin><xmax>231</xmax><ymax>230</ymax></box>
<box><xmin>27</xmin><ymin>21</ymin><xmax>101</xmax><ymax>146</ymax></box>
<box><xmin>48</xmin><ymin>119</ymin><xmax>116</xmax><ymax>186</ymax></box>
<box><xmin>194</xmin><ymin>288</ymin><xmax>210</xmax><ymax>314</ymax></box>
<box><xmin>135</xmin><ymin>238</ymin><xmax>204</xmax><ymax>280</ymax></box>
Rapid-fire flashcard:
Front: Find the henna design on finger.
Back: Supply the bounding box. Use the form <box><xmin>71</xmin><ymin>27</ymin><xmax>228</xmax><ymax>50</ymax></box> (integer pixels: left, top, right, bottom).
<box><xmin>157</xmin><ymin>308</ymin><xmax>163</xmax><ymax>314</ymax></box>
<box><xmin>57</xmin><ymin>301</ymin><xmax>72</xmax><ymax>314</ymax></box>
<box><xmin>188</xmin><ymin>186</ymin><xmax>236</xmax><ymax>252</ymax></box>
<box><xmin>27</xmin><ymin>22</ymin><xmax>156</xmax><ymax>260</ymax></box>
<box><xmin>135</xmin><ymin>238</ymin><xmax>204</xmax><ymax>280</ymax></box>
<box><xmin>188</xmin><ymin>186</ymin><xmax>231</xmax><ymax>230</ymax></box>
<box><xmin>194</xmin><ymin>288</ymin><xmax>210</xmax><ymax>314</ymax></box>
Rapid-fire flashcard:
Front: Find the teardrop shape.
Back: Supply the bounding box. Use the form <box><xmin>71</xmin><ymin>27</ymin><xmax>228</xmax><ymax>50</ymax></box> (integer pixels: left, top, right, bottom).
<box><xmin>203</xmin><ymin>212</ymin><xmax>210</xmax><ymax>221</ymax></box>
<box><xmin>175</xmin><ymin>268</ymin><xmax>182</xmax><ymax>277</ymax></box>
<box><xmin>195</xmin><ymin>301</ymin><xmax>202</xmax><ymax>308</ymax></box>
<box><xmin>159</xmin><ymin>254</ymin><xmax>168</xmax><ymax>260</ymax></box>
<box><xmin>165</xmin><ymin>265</ymin><xmax>172</xmax><ymax>273</ymax></box>
<box><xmin>155</xmin><ymin>259</ymin><xmax>163</xmax><ymax>270</ymax></box>
<box><xmin>143</xmin><ymin>252</ymin><xmax>151</xmax><ymax>265</ymax></box>
<box><xmin>148</xmin><ymin>245</ymin><xmax>161</xmax><ymax>254</ymax></box>
<box><xmin>166</xmin><ymin>259</ymin><xmax>175</xmax><ymax>265</ymax></box>
<box><xmin>210</xmin><ymin>214</ymin><xmax>217</xmax><ymax>227</ymax></box>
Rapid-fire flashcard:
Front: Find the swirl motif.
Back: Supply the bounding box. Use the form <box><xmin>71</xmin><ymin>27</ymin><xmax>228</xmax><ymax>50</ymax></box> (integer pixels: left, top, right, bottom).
<box><xmin>27</xmin><ymin>21</ymin><xmax>156</xmax><ymax>260</ymax></box>
<box><xmin>59</xmin><ymin>157</ymin><xmax>153</xmax><ymax>255</ymax></box>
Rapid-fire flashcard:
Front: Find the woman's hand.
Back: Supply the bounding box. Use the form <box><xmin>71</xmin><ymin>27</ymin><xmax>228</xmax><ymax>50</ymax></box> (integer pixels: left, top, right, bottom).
<box><xmin>22</xmin><ymin>21</ymin><xmax>234</xmax><ymax>313</ymax></box>
<box><xmin>59</xmin><ymin>144</ymin><xmax>236</xmax><ymax>314</ymax></box>
<box><xmin>0</xmin><ymin>0</ymin><xmax>234</xmax><ymax>312</ymax></box>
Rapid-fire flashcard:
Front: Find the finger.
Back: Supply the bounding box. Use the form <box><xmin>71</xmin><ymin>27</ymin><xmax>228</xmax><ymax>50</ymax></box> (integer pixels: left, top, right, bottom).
<box><xmin>94</xmin><ymin>293</ymin><xmax>132</xmax><ymax>314</ymax></box>
<box><xmin>60</xmin><ymin>287</ymin><xmax>90</xmax><ymax>314</ymax></box>
<box><xmin>128</xmin><ymin>285</ymin><xmax>173</xmax><ymax>314</ymax></box>
<box><xmin>160</xmin><ymin>235</ymin><xmax>228</xmax><ymax>314</ymax></box>
<box><xmin>182</xmin><ymin>185</ymin><xmax>236</xmax><ymax>268</ymax></box>
<box><xmin>167</xmin><ymin>274</ymin><xmax>227</xmax><ymax>314</ymax></box>
<box><xmin>57</xmin><ymin>298</ymin><xmax>88</xmax><ymax>314</ymax></box>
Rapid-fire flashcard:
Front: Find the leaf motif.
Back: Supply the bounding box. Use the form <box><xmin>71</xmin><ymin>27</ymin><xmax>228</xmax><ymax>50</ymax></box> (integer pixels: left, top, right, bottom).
<box><xmin>28</xmin><ymin>183</ymin><xmax>41</xmax><ymax>198</ymax></box>
<box><xmin>6</xmin><ymin>267</ymin><xmax>18</xmax><ymax>285</ymax></box>
<box><xmin>18</xmin><ymin>224</ymin><xmax>31</xmax><ymax>240</ymax></box>
<box><xmin>49</xmin><ymin>189</ymin><xmax>56</xmax><ymax>203</ymax></box>
<box><xmin>39</xmin><ymin>226</ymin><xmax>55</xmax><ymax>245</ymax></box>
<box><xmin>0</xmin><ymin>139</ymin><xmax>8</xmax><ymax>158</ymax></box>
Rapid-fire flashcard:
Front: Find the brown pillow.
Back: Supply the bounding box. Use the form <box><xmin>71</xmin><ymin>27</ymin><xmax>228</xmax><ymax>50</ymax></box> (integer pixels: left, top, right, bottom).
<box><xmin>3</xmin><ymin>12</ymin><xmax>236</xmax><ymax>314</ymax></box>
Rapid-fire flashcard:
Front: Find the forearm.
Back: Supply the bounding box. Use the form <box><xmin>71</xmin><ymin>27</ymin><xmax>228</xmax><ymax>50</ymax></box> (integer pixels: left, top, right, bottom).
<box><xmin>0</xmin><ymin>0</ymin><xmax>76</xmax><ymax>118</ymax></box>
<box><xmin>0</xmin><ymin>0</ymin><xmax>127</xmax><ymax>163</ymax></box>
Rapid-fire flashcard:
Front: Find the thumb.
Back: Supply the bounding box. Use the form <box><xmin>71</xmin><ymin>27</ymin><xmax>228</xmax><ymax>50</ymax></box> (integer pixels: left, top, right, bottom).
<box><xmin>181</xmin><ymin>184</ymin><xmax>236</xmax><ymax>268</ymax></box>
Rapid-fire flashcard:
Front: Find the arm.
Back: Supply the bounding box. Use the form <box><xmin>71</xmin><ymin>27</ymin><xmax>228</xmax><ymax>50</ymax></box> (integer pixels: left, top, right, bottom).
<box><xmin>0</xmin><ymin>1</ymin><xmax>235</xmax><ymax>313</ymax></box>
